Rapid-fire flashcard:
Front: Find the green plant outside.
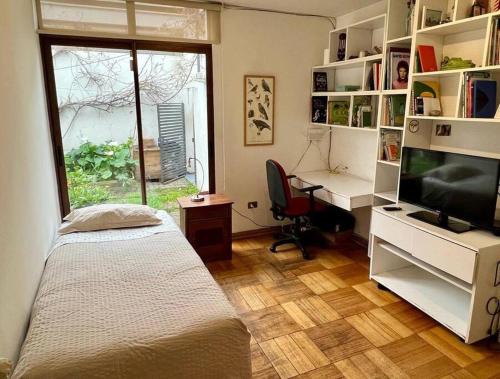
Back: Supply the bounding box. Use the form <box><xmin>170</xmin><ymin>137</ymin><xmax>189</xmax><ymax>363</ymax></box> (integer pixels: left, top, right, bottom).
<box><xmin>65</xmin><ymin>140</ymin><xmax>198</xmax><ymax>211</ymax></box>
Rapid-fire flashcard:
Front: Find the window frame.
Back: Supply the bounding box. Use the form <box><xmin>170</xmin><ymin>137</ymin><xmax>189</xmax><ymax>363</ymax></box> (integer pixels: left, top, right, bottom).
<box><xmin>39</xmin><ymin>34</ymin><xmax>216</xmax><ymax>217</ymax></box>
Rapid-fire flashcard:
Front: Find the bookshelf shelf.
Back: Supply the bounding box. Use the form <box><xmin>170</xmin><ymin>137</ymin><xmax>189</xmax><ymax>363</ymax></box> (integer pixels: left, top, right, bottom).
<box><xmin>386</xmin><ymin>36</ymin><xmax>412</xmax><ymax>44</ymax></box>
<box><xmin>310</xmin><ymin>122</ymin><xmax>378</xmax><ymax>132</ymax></box>
<box><xmin>417</xmin><ymin>12</ymin><xmax>494</xmax><ymax>36</ymax></box>
<box><xmin>382</xmin><ymin>89</ymin><xmax>407</xmax><ymax>95</ymax></box>
<box><xmin>312</xmin><ymin>90</ymin><xmax>380</xmax><ymax>97</ymax></box>
<box><xmin>377</xmin><ymin>160</ymin><xmax>400</xmax><ymax>167</ymax></box>
<box><xmin>412</xmin><ymin>66</ymin><xmax>500</xmax><ymax>78</ymax></box>
<box><xmin>313</xmin><ymin>54</ymin><xmax>383</xmax><ymax>70</ymax></box>
<box><xmin>374</xmin><ymin>191</ymin><xmax>397</xmax><ymax>202</ymax></box>
<box><xmin>380</xmin><ymin>125</ymin><xmax>404</xmax><ymax>130</ymax></box>
<box><xmin>407</xmin><ymin>115</ymin><xmax>500</xmax><ymax>123</ymax></box>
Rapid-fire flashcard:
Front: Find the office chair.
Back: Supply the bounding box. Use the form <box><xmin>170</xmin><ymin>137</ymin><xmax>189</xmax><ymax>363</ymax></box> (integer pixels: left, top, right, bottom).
<box><xmin>266</xmin><ymin>159</ymin><xmax>324</xmax><ymax>260</ymax></box>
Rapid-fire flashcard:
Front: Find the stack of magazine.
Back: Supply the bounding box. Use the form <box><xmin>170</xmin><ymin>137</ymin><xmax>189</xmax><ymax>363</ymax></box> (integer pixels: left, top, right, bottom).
<box><xmin>380</xmin><ymin>130</ymin><xmax>401</xmax><ymax>162</ymax></box>
<box><xmin>382</xmin><ymin>95</ymin><xmax>406</xmax><ymax>126</ymax></box>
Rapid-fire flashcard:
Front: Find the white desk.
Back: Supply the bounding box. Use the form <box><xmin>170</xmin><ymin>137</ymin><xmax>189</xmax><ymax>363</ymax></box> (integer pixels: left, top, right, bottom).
<box><xmin>291</xmin><ymin>170</ymin><xmax>373</xmax><ymax>211</ymax></box>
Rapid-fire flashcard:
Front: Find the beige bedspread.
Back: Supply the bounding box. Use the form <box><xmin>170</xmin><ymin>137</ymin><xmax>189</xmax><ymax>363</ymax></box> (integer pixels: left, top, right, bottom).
<box><xmin>12</xmin><ymin>229</ymin><xmax>251</xmax><ymax>379</ymax></box>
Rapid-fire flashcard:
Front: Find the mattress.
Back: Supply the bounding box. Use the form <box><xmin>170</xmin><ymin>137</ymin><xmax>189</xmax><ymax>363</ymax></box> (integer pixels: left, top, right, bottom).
<box><xmin>12</xmin><ymin>216</ymin><xmax>251</xmax><ymax>379</ymax></box>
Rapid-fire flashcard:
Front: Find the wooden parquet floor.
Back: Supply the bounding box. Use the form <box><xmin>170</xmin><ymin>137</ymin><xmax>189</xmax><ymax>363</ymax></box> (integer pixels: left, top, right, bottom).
<box><xmin>206</xmin><ymin>236</ymin><xmax>500</xmax><ymax>379</ymax></box>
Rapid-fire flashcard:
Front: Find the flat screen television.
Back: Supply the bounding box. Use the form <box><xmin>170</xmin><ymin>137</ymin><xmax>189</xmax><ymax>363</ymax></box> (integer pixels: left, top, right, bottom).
<box><xmin>399</xmin><ymin>147</ymin><xmax>500</xmax><ymax>233</ymax></box>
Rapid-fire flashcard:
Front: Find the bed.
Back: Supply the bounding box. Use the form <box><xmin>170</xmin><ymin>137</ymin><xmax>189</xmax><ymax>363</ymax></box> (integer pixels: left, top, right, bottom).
<box><xmin>12</xmin><ymin>211</ymin><xmax>251</xmax><ymax>379</ymax></box>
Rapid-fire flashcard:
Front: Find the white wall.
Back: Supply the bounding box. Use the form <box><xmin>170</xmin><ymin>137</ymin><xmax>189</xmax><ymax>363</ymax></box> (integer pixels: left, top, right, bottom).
<box><xmin>329</xmin><ymin>0</ymin><xmax>387</xmax><ymax>239</ymax></box>
<box><xmin>0</xmin><ymin>0</ymin><xmax>60</xmax><ymax>363</ymax></box>
<box><xmin>213</xmin><ymin>9</ymin><xmax>331</xmax><ymax>232</ymax></box>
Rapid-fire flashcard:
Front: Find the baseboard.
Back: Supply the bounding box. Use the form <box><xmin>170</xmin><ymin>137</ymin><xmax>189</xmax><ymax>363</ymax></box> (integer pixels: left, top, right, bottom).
<box><xmin>351</xmin><ymin>233</ymin><xmax>369</xmax><ymax>248</ymax></box>
<box><xmin>232</xmin><ymin>226</ymin><xmax>281</xmax><ymax>240</ymax></box>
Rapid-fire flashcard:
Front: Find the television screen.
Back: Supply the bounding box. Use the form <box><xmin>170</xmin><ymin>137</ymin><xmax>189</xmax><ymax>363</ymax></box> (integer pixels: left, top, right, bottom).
<box><xmin>399</xmin><ymin>147</ymin><xmax>500</xmax><ymax>229</ymax></box>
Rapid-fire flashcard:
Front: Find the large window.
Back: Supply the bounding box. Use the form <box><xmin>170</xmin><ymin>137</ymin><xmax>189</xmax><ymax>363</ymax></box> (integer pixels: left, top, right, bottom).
<box><xmin>40</xmin><ymin>36</ymin><xmax>215</xmax><ymax>221</ymax></box>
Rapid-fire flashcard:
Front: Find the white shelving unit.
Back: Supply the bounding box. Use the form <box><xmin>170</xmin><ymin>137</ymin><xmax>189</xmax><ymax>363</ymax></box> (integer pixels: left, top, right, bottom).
<box><xmin>309</xmin><ymin>0</ymin><xmax>500</xmax><ymax>208</ymax></box>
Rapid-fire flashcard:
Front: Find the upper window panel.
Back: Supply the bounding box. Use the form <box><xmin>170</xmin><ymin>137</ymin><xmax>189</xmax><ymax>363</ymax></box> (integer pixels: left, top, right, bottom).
<box><xmin>39</xmin><ymin>0</ymin><xmax>129</xmax><ymax>35</ymax></box>
<box><xmin>135</xmin><ymin>3</ymin><xmax>207</xmax><ymax>41</ymax></box>
<box><xmin>36</xmin><ymin>0</ymin><xmax>221</xmax><ymax>43</ymax></box>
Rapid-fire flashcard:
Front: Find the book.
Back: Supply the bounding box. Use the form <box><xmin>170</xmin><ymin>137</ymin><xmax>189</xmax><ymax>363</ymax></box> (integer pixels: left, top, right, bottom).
<box><xmin>473</xmin><ymin>80</ymin><xmax>497</xmax><ymax>118</ymax></box>
<box><xmin>385</xmin><ymin>47</ymin><xmax>410</xmax><ymax>90</ymax></box>
<box><xmin>380</xmin><ymin>130</ymin><xmax>401</xmax><ymax>161</ymax></box>
<box><xmin>412</xmin><ymin>80</ymin><xmax>441</xmax><ymax>115</ymax></box>
<box><xmin>390</xmin><ymin>95</ymin><xmax>406</xmax><ymax>126</ymax></box>
<box><xmin>390</xmin><ymin>50</ymin><xmax>410</xmax><ymax>90</ymax></box>
<box><xmin>462</xmin><ymin>72</ymin><xmax>492</xmax><ymax>117</ymax></box>
<box><xmin>313</xmin><ymin>72</ymin><xmax>328</xmax><ymax>92</ymax></box>
<box><xmin>311</xmin><ymin>96</ymin><xmax>327</xmax><ymax>123</ymax></box>
<box><xmin>417</xmin><ymin>45</ymin><xmax>438</xmax><ymax>72</ymax></box>
<box><xmin>328</xmin><ymin>100</ymin><xmax>349</xmax><ymax>125</ymax></box>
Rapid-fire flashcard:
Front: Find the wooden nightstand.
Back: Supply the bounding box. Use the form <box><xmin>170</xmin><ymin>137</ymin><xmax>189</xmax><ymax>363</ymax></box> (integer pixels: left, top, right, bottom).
<box><xmin>178</xmin><ymin>194</ymin><xmax>233</xmax><ymax>262</ymax></box>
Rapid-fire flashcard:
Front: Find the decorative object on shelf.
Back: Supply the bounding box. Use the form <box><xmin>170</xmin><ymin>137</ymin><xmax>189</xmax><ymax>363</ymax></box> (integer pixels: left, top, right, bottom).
<box><xmin>337</xmin><ymin>33</ymin><xmax>346</xmax><ymax>61</ymax></box>
<box><xmin>408</xmin><ymin>120</ymin><xmax>420</xmax><ymax>133</ymax></box>
<box><xmin>429</xmin><ymin>109</ymin><xmax>442</xmax><ymax>116</ymax></box>
<box><xmin>312</xmin><ymin>96</ymin><xmax>328</xmax><ymax>124</ymax></box>
<box><xmin>440</xmin><ymin>56</ymin><xmax>475</xmax><ymax>70</ymax></box>
<box><xmin>244</xmin><ymin>75</ymin><xmax>275</xmax><ymax>146</ymax></box>
<box><xmin>471</xmin><ymin>0</ymin><xmax>486</xmax><ymax>17</ymax></box>
<box><xmin>406</xmin><ymin>0</ymin><xmax>416</xmax><ymax>36</ymax></box>
<box><xmin>417</xmin><ymin>45</ymin><xmax>438</xmax><ymax>72</ymax></box>
<box><xmin>373</xmin><ymin>46</ymin><xmax>383</xmax><ymax>54</ymax></box>
<box><xmin>359</xmin><ymin>50</ymin><xmax>367</xmax><ymax>58</ymax></box>
<box><xmin>436</xmin><ymin>124</ymin><xmax>451</xmax><ymax>136</ymax></box>
<box><xmin>422</xmin><ymin>7</ymin><xmax>442</xmax><ymax>28</ymax></box>
<box><xmin>313</xmin><ymin>72</ymin><xmax>328</xmax><ymax>92</ymax></box>
<box><xmin>383</xmin><ymin>95</ymin><xmax>406</xmax><ymax>126</ymax></box>
<box><xmin>495</xmin><ymin>104</ymin><xmax>500</xmax><ymax>118</ymax></box>
<box><xmin>328</xmin><ymin>100</ymin><xmax>349</xmax><ymax>125</ymax></box>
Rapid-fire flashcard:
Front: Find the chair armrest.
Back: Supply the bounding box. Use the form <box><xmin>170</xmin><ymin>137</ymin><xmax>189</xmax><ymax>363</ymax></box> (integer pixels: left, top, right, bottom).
<box><xmin>299</xmin><ymin>185</ymin><xmax>323</xmax><ymax>193</ymax></box>
<box><xmin>286</xmin><ymin>175</ymin><xmax>297</xmax><ymax>179</ymax></box>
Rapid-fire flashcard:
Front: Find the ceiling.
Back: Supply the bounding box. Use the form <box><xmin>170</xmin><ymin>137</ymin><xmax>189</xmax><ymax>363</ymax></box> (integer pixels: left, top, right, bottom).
<box><xmin>220</xmin><ymin>0</ymin><xmax>382</xmax><ymax>17</ymax></box>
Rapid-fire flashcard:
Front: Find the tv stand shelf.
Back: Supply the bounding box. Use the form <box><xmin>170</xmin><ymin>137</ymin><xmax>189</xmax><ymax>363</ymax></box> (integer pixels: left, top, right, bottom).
<box><xmin>370</xmin><ymin>203</ymin><xmax>500</xmax><ymax>343</ymax></box>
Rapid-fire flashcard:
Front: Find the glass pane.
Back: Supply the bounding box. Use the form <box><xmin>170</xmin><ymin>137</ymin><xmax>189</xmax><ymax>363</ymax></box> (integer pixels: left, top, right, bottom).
<box><xmin>135</xmin><ymin>3</ymin><xmax>208</xmax><ymax>40</ymax></box>
<box><xmin>136</xmin><ymin>50</ymin><xmax>209</xmax><ymax>221</ymax></box>
<box><xmin>41</xmin><ymin>0</ymin><xmax>128</xmax><ymax>34</ymax></box>
<box><xmin>51</xmin><ymin>46</ymin><xmax>144</xmax><ymax>210</ymax></box>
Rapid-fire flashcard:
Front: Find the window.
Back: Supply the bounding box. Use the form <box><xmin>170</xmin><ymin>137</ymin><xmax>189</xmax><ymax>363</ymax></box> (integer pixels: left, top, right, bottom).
<box><xmin>36</xmin><ymin>0</ymin><xmax>221</xmax><ymax>43</ymax></box>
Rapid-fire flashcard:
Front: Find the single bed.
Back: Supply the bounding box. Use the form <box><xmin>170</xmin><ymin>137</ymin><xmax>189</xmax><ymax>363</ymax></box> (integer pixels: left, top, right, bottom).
<box><xmin>12</xmin><ymin>212</ymin><xmax>251</xmax><ymax>379</ymax></box>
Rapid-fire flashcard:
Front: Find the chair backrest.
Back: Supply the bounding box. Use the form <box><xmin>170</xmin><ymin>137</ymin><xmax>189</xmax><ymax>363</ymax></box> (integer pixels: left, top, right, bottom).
<box><xmin>266</xmin><ymin>159</ymin><xmax>292</xmax><ymax>210</ymax></box>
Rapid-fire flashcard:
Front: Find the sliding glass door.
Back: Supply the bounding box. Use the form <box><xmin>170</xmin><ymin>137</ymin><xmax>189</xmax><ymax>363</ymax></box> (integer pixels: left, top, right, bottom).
<box><xmin>40</xmin><ymin>37</ymin><xmax>214</xmax><ymax>219</ymax></box>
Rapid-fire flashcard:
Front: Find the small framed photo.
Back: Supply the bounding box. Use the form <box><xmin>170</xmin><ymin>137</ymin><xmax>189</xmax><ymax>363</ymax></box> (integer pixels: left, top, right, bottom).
<box><xmin>422</xmin><ymin>7</ymin><xmax>442</xmax><ymax>28</ymax></box>
<box><xmin>436</xmin><ymin>124</ymin><xmax>451</xmax><ymax>136</ymax></box>
<box><xmin>244</xmin><ymin>75</ymin><xmax>275</xmax><ymax>146</ymax></box>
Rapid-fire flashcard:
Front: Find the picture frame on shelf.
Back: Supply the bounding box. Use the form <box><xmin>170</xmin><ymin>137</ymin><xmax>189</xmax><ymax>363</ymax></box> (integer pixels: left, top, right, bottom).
<box><xmin>421</xmin><ymin>7</ymin><xmax>442</xmax><ymax>28</ymax></box>
<box><xmin>244</xmin><ymin>75</ymin><xmax>275</xmax><ymax>146</ymax></box>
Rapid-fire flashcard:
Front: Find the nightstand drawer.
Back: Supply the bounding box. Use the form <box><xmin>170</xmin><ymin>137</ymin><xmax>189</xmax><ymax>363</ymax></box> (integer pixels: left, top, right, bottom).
<box><xmin>412</xmin><ymin>229</ymin><xmax>477</xmax><ymax>283</ymax></box>
<box><xmin>187</xmin><ymin>204</ymin><xmax>231</xmax><ymax>220</ymax></box>
<box><xmin>371</xmin><ymin>211</ymin><xmax>414</xmax><ymax>252</ymax></box>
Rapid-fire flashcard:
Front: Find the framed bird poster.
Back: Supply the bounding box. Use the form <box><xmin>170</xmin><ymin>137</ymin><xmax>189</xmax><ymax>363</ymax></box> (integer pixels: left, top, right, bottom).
<box><xmin>244</xmin><ymin>75</ymin><xmax>275</xmax><ymax>146</ymax></box>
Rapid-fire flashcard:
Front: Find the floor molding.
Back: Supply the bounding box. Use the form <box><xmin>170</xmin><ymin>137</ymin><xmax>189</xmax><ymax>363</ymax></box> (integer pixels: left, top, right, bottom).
<box><xmin>232</xmin><ymin>226</ymin><xmax>281</xmax><ymax>240</ymax></box>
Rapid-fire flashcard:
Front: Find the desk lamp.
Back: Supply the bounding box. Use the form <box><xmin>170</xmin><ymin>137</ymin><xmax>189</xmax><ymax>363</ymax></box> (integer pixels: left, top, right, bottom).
<box><xmin>187</xmin><ymin>157</ymin><xmax>205</xmax><ymax>202</ymax></box>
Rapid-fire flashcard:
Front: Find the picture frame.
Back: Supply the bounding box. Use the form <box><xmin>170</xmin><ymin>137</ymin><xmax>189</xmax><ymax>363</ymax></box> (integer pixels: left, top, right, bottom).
<box><xmin>421</xmin><ymin>7</ymin><xmax>442</xmax><ymax>28</ymax></box>
<box><xmin>244</xmin><ymin>75</ymin><xmax>275</xmax><ymax>146</ymax></box>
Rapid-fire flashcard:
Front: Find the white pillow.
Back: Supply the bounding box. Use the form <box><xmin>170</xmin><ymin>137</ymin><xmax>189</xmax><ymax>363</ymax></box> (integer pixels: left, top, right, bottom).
<box><xmin>58</xmin><ymin>204</ymin><xmax>162</xmax><ymax>235</ymax></box>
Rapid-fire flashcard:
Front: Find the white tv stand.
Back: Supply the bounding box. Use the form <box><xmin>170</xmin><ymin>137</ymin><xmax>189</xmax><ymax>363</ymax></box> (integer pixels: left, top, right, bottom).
<box><xmin>369</xmin><ymin>203</ymin><xmax>500</xmax><ymax>343</ymax></box>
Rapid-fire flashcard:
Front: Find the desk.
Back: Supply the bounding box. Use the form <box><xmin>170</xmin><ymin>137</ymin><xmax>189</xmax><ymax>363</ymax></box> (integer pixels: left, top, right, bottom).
<box><xmin>291</xmin><ymin>170</ymin><xmax>373</xmax><ymax>211</ymax></box>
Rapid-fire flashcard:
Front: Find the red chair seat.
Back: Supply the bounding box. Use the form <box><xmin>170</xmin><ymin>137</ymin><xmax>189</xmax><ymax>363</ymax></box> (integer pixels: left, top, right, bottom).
<box><xmin>284</xmin><ymin>197</ymin><xmax>325</xmax><ymax>217</ymax></box>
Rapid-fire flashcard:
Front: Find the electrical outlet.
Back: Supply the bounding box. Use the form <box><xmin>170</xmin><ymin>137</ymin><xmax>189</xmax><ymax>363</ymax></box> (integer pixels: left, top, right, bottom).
<box><xmin>248</xmin><ymin>201</ymin><xmax>258</xmax><ymax>209</ymax></box>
